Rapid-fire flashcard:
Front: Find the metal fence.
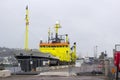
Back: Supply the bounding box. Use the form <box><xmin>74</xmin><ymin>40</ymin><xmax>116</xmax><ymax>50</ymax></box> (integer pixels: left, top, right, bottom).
<box><xmin>2</xmin><ymin>58</ymin><xmax>115</xmax><ymax>80</ymax></box>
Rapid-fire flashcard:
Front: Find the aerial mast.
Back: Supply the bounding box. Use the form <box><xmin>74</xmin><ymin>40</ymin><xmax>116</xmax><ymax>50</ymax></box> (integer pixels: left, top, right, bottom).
<box><xmin>24</xmin><ymin>5</ymin><xmax>29</xmax><ymax>50</ymax></box>
<box><xmin>48</xmin><ymin>27</ymin><xmax>50</xmax><ymax>42</ymax></box>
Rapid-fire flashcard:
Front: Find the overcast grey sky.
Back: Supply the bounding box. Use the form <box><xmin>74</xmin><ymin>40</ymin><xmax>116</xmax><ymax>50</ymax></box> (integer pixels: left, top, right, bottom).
<box><xmin>0</xmin><ymin>0</ymin><xmax>120</xmax><ymax>57</ymax></box>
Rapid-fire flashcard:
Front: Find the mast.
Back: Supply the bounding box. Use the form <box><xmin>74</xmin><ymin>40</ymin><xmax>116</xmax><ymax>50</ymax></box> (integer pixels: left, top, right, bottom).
<box><xmin>24</xmin><ymin>5</ymin><xmax>29</xmax><ymax>50</ymax></box>
<box><xmin>48</xmin><ymin>27</ymin><xmax>50</xmax><ymax>42</ymax></box>
<box><xmin>54</xmin><ymin>21</ymin><xmax>61</xmax><ymax>42</ymax></box>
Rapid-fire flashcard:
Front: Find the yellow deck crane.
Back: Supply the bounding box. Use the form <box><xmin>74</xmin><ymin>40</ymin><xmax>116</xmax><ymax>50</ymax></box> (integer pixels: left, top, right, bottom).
<box><xmin>24</xmin><ymin>5</ymin><xmax>29</xmax><ymax>50</ymax></box>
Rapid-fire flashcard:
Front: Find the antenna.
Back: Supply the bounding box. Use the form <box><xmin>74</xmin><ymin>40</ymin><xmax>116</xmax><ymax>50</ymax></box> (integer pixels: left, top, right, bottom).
<box><xmin>94</xmin><ymin>46</ymin><xmax>98</xmax><ymax>58</ymax></box>
<box><xmin>48</xmin><ymin>27</ymin><xmax>50</xmax><ymax>42</ymax></box>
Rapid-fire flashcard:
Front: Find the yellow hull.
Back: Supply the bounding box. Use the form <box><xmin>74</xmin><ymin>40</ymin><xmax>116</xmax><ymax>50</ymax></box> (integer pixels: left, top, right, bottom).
<box><xmin>39</xmin><ymin>42</ymin><xmax>71</xmax><ymax>62</ymax></box>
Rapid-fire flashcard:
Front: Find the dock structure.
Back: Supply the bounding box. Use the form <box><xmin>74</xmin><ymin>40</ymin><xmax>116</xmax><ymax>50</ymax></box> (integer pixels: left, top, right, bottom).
<box><xmin>15</xmin><ymin>50</ymin><xmax>59</xmax><ymax>72</ymax></box>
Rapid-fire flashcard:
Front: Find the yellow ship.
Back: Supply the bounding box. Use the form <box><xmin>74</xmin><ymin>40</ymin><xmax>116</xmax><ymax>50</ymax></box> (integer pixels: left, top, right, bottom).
<box><xmin>39</xmin><ymin>21</ymin><xmax>77</xmax><ymax>65</ymax></box>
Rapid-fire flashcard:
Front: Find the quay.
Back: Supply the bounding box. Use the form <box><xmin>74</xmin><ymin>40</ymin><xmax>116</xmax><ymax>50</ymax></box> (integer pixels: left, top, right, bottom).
<box><xmin>0</xmin><ymin>62</ymin><xmax>107</xmax><ymax>80</ymax></box>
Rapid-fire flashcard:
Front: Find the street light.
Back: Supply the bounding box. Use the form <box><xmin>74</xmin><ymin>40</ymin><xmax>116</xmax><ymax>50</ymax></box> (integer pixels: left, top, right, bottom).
<box><xmin>94</xmin><ymin>46</ymin><xmax>98</xmax><ymax>59</ymax></box>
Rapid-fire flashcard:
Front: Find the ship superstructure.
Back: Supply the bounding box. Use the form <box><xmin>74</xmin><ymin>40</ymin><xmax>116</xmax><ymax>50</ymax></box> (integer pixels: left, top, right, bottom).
<box><xmin>39</xmin><ymin>22</ymin><xmax>77</xmax><ymax>64</ymax></box>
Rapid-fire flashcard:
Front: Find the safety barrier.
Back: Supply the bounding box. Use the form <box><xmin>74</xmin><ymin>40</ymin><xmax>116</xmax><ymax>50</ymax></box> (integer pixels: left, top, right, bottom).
<box><xmin>36</xmin><ymin>65</ymin><xmax>69</xmax><ymax>72</ymax></box>
<box><xmin>0</xmin><ymin>70</ymin><xmax>11</xmax><ymax>77</ymax></box>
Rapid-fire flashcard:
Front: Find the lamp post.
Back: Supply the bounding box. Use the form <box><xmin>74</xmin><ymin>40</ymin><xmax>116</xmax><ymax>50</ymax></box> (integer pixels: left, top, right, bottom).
<box><xmin>94</xmin><ymin>46</ymin><xmax>98</xmax><ymax>59</ymax></box>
